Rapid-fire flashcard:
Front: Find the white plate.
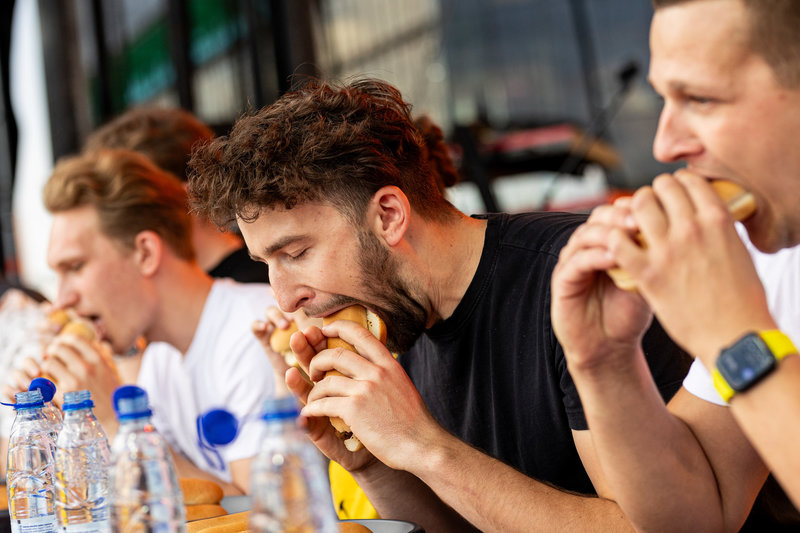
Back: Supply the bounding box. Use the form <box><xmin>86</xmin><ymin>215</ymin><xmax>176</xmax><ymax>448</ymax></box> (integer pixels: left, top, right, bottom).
<box><xmin>343</xmin><ymin>518</ymin><xmax>423</xmax><ymax>533</ymax></box>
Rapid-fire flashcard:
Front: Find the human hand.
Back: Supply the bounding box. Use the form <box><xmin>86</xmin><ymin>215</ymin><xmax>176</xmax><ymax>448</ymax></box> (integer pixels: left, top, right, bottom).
<box><xmin>284</xmin><ymin>325</ymin><xmax>379</xmax><ymax>473</ymax></box>
<box><xmin>609</xmin><ymin>170</ymin><xmax>776</xmax><ymax>366</ymax></box>
<box><xmin>252</xmin><ymin>307</ymin><xmax>319</xmax><ymax>394</ymax></box>
<box><xmin>300</xmin><ymin>319</ymin><xmax>440</xmax><ymax>473</ymax></box>
<box><xmin>3</xmin><ymin>357</ymin><xmax>44</xmax><ymax>403</ymax></box>
<box><xmin>41</xmin><ymin>333</ymin><xmax>121</xmax><ymax>428</ymax></box>
<box><xmin>551</xmin><ymin>198</ymin><xmax>654</xmax><ymax>375</ymax></box>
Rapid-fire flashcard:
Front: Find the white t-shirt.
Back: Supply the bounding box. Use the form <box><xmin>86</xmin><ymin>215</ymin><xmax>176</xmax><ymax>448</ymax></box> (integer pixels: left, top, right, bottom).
<box><xmin>683</xmin><ymin>224</ymin><xmax>800</xmax><ymax>405</ymax></box>
<box><xmin>137</xmin><ymin>279</ymin><xmax>276</xmax><ymax>482</ymax></box>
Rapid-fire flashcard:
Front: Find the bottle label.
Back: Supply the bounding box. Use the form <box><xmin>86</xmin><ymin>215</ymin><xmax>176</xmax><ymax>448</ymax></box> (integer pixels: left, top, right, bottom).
<box><xmin>61</xmin><ymin>519</ymin><xmax>111</xmax><ymax>533</ymax></box>
<box><xmin>10</xmin><ymin>515</ymin><xmax>58</xmax><ymax>533</ymax></box>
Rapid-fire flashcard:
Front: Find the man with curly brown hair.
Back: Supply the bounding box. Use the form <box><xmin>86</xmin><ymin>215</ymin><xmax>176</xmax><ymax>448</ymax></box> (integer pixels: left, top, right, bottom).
<box><xmin>188</xmin><ymin>78</ymin><xmax>691</xmax><ymax>532</ymax></box>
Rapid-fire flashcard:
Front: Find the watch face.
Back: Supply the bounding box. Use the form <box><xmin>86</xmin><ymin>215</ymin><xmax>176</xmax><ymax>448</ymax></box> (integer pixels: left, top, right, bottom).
<box><xmin>717</xmin><ymin>334</ymin><xmax>776</xmax><ymax>391</ymax></box>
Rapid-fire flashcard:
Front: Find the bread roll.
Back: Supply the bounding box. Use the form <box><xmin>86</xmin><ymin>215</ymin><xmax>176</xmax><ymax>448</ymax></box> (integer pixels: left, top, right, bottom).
<box><xmin>180</xmin><ymin>478</ymin><xmax>224</xmax><ymax>505</ymax></box>
<box><xmin>186</xmin><ymin>511</ymin><xmax>249</xmax><ymax>533</ymax></box>
<box><xmin>322</xmin><ymin>306</ymin><xmax>387</xmax><ymax>452</ymax></box>
<box><xmin>184</xmin><ymin>504</ymin><xmax>228</xmax><ymax>522</ymax></box>
<box><xmin>269</xmin><ymin>321</ymin><xmax>300</xmax><ymax>367</ymax></box>
<box><xmin>607</xmin><ymin>179</ymin><xmax>757</xmax><ymax>291</ymax></box>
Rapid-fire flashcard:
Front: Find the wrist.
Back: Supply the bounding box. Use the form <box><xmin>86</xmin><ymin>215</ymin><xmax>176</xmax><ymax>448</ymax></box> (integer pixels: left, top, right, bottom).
<box><xmin>711</xmin><ymin>329</ymin><xmax>796</xmax><ymax>403</ymax></box>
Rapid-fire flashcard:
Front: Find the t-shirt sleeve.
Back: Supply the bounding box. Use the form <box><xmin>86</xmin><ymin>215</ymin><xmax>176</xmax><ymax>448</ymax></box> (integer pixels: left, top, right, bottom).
<box><xmin>683</xmin><ymin>359</ymin><xmax>727</xmax><ymax>406</ymax></box>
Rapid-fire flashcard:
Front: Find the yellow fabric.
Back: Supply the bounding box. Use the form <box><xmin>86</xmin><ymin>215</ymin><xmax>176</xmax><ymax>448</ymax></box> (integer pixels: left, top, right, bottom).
<box><xmin>329</xmin><ymin>460</ymin><xmax>379</xmax><ymax>519</ymax></box>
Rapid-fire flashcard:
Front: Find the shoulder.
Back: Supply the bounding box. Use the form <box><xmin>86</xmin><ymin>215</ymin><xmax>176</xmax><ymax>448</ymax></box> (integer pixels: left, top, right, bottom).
<box><xmin>485</xmin><ymin>211</ymin><xmax>587</xmax><ymax>256</ymax></box>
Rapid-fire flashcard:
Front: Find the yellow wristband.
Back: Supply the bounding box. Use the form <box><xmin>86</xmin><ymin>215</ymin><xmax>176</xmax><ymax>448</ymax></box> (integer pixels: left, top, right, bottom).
<box><xmin>759</xmin><ymin>329</ymin><xmax>797</xmax><ymax>362</ymax></box>
<box><xmin>712</xmin><ymin>330</ymin><xmax>797</xmax><ymax>403</ymax></box>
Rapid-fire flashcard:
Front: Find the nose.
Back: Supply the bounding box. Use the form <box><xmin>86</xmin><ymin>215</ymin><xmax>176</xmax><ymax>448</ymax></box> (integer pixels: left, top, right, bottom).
<box><xmin>54</xmin><ymin>279</ymin><xmax>79</xmax><ymax>309</ymax></box>
<box><xmin>268</xmin><ymin>267</ymin><xmax>313</xmax><ymax>313</ymax></box>
<box><xmin>652</xmin><ymin>101</ymin><xmax>703</xmax><ymax>163</ymax></box>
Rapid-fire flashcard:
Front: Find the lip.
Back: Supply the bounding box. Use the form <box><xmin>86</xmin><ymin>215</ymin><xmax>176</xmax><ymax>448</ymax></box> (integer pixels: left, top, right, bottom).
<box><xmin>310</xmin><ymin>302</ymin><xmax>370</xmax><ymax>320</ymax></box>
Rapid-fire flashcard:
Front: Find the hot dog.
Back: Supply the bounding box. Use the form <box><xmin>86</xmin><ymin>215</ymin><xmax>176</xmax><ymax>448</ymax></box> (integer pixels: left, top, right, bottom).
<box><xmin>321</xmin><ymin>305</ymin><xmax>387</xmax><ymax>452</ymax></box>
<box><xmin>607</xmin><ymin>179</ymin><xmax>756</xmax><ymax>291</ymax></box>
<box><xmin>269</xmin><ymin>321</ymin><xmax>300</xmax><ymax>368</ymax></box>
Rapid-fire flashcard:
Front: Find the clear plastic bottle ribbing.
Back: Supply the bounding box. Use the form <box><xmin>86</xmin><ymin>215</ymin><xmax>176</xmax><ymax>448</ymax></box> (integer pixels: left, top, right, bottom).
<box><xmin>54</xmin><ymin>390</ymin><xmax>111</xmax><ymax>533</ymax></box>
<box><xmin>6</xmin><ymin>389</ymin><xmax>58</xmax><ymax>533</ymax></box>
<box><xmin>108</xmin><ymin>385</ymin><xmax>186</xmax><ymax>533</ymax></box>
<box><xmin>249</xmin><ymin>397</ymin><xmax>339</xmax><ymax>533</ymax></box>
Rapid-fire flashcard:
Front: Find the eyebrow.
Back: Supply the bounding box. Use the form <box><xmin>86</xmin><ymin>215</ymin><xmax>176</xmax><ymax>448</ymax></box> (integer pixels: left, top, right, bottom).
<box><xmin>253</xmin><ymin>234</ymin><xmax>308</xmax><ymax>261</ymax></box>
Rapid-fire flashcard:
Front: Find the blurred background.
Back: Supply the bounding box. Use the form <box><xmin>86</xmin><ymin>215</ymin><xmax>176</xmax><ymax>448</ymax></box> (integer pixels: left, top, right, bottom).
<box><xmin>3</xmin><ymin>0</ymin><xmax>677</xmax><ymax>298</ymax></box>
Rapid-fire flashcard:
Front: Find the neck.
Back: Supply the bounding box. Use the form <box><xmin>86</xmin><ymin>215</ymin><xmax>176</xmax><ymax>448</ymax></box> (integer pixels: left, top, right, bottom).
<box><xmin>192</xmin><ymin>218</ymin><xmax>244</xmax><ymax>273</ymax></box>
<box><xmin>404</xmin><ymin>212</ymin><xmax>487</xmax><ymax>325</ymax></box>
<box><xmin>146</xmin><ymin>257</ymin><xmax>215</xmax><ymax>353</ymax></box>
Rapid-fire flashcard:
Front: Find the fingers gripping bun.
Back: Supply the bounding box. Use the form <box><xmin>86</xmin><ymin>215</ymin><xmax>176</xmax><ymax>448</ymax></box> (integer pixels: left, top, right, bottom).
<box><xmin>269</xmin><ymin>321</ymin><xmax>300</xmax><ymax>367</ymax></box>
<box><xmin>607</xmin><ymin>179</ymin><xmax>756</xmax><ymax>291</ymax></box>
<box><xmin>321</xmin><ymin>305</ymin><xmax>387</xmax><ymax>452</ymax></box>
<box><xmin>40</xmin><ymin>312</ymin><xmax>99</xmax><ymax>385</ymax></box>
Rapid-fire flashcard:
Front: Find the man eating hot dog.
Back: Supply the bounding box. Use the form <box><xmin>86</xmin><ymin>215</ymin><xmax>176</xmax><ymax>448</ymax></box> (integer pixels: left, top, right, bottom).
<box><xmin>188</xmin><ymin>78</ymin><xmax>694</xmax><ymax>532</ymax></box>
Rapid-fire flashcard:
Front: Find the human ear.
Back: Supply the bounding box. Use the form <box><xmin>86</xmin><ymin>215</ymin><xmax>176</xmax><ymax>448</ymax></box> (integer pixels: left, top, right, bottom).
<box><xmin>133</xmin><ymin>230</ymin><xmax>164</xmax><ymax>277</ymax></box>
<box><xmin>368</xmin><ymin>186</ymin><xmax>410</xmax><ymax>247</ymax></box>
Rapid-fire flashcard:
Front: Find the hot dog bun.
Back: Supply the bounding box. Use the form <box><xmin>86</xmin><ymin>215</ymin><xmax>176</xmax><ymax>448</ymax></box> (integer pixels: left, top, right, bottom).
<box><xmin>322</xmin><ymin>305</ymin><xmax>387</xmax><ymax>452</ymax></box>
<box><xmin>269</xmin><ymin>321</ymin><xmax>300</xmax><ymax>367</ymax></box>
<box><xmin>607</xmin><ymin>179</ymin><xmax>757</xmax><ymax>291</ymax></box>
<box><xmin>185</xmin><ymin>504</ymin><xmax>228</xmax><ymax>522</ymax></box>
<box><xmin>40</xmin><ymin>311</ymin><xmax>99</xmax><ymax>385</ymax></box>
<box><xmin>180</xmin><ymin>478</ymin><xmax>224</xmax><ymax>505</ymax></box>
<box><xmin>186</xmin><ymin>511</ymin><xmax>249</xmax><ymax>533</ymax></box>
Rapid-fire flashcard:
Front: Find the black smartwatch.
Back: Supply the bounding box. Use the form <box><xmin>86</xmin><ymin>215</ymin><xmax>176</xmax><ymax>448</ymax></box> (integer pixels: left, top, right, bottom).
<box><xmin>712</xmin><ymin>330</ymin><xmax>797</xmax><ymax>402</ymax></box>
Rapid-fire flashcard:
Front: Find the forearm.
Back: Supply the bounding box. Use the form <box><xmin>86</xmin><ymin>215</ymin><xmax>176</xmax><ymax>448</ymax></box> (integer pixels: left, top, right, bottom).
<box><xmin>354</xmin><ymin>461</ymin><xmax>478</xmax><ymax>533</ymax></box>
<box><xmin>407</xmin><ymin>432</ymin><xmax>632</xmax><ymax>532</ymax></box>
<box><xmin>570</xmin><ymin>348</ymin><xmax>727</xmax><ymax>532</ymax></box>
<box><xmin>730</xmin><ymin>355</ymin><xmax>800</xmax><ymax>508</ymax></box>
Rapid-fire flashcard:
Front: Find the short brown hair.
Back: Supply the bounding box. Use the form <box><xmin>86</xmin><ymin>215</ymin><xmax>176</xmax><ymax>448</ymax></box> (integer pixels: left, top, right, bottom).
<box><xmin>44</xmin><ymin>149</ymin><xmax>195</xmax><ymax>261</ymax></box>
<box><xmin>652</xmin><ymin>0</ymin><xmax>800</xmax><ymax>87</ymax></box>
<box><xmin>188</xmin><ymin>78</ymin><xmax>458</xmax><ymax>228</ymax></box>
<box><xmin>84</xmin><ymin>107</ymin><xmax>213</xmax><ymax>181</ymax></box>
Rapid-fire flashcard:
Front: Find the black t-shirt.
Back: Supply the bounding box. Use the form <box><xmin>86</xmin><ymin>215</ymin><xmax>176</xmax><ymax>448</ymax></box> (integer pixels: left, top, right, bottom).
<box><xmin>208</xmin><ymin>247</ymin><xmax>269</xmax><ymax>284</ymax></box>
<box><xmin>399</xmin><ymin>212</ymin><xmax>692</xmax><ymax>495</ymax></box>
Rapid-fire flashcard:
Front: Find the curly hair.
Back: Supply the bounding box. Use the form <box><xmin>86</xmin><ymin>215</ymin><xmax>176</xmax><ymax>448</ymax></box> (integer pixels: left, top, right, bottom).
<box><xmin>84</xmin><ymin>107</ymin><xmax>213</xmax><ymax>182</ymax></box>
<box><xmin>188</xmin><ymin>78</ymin><xmax>459</xmax><ymax>228</ymax></box>
<box><xmin>414</xmin><ymin>115</ymin><xmax>460</xmax><ymax>193</ymax></box>
<box><xmin>44</xmin><ymin>149</ymin><xmax>195</xmax><ymax>261</ymax></box>
<box><xmin>652</xmin><ymin>0</ymin><xmax>800</xmax><ymax>88</ymax></box>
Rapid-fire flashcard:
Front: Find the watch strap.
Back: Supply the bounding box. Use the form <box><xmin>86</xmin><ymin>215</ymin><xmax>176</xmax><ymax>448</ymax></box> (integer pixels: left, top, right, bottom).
<box><xmin>712</xmin><ymin>329</ymin><xmax>797</xmax><ymax>402</ymax></box>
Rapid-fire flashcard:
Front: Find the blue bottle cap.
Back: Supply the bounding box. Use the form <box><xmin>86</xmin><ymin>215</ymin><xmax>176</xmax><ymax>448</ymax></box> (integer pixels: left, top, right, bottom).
<box><xmin>199</xmin><ymin>409</ymin><xmax>239</xmax><ymax>446</ymax></box>
<box><xmin>29</xmin><ymin>377</ymin><xmax>57</xmax><ymax>403</ymax></box>
<box><xmin>14</xmin><ymin>389</ymin><xmax>45</xmax><ymax>410</ymax></box>
<box><xmin>113</xmin><ymin>385</ymin><xmax>152</xmax><ymax>420</ymax></box>
<box><xmin>63</xmin><ymin>390</ymin><xmax>94</xmax><ymax>411</ymax></box>
<box><xmin>261</xmin><ymin>396</ymin><xmax>300</xmax><ymax>421</ymax></box>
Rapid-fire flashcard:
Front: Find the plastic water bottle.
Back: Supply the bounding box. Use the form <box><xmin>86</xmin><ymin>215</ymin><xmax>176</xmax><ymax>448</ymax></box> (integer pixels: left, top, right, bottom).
<box><xmin>6</xmin><ymin>389</ymin><xmax>58</xmax><ymax>533</ymax></box>
<box><xmin>249</xmin><ymin>397</ymin><xmax>339</xmax><ymax>533</ymax></box>
<box><xmin>29</xmin><ymin>378</ymin><xmax>63</xmax><ymax>443</ymax></box>
<box><xmin>54</xmin><ymin>390</ymin><xmax>111</xmax><ymax>533</ymax></box>
<box><xmin>108</xmin><ymin>385</ymin><xmax>185</xmax><ymax>532</ymax></box>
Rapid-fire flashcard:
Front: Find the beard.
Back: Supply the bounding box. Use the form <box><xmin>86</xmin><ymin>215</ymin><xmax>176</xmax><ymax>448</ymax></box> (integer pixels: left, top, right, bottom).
<box><xmin>323</xmin><ymin>228</ymin><xmax>424</xmax><ymax>354</ymax></box>
<box><xmin>301</xmin><ymin>228</ymin><xmax>429</xmax><ymax>353</ymax></box>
